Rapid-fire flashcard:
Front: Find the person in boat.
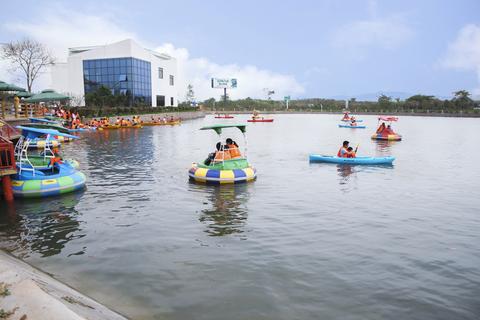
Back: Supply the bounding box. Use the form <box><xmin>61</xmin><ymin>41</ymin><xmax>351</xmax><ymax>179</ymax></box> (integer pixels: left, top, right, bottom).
<box><xmin>350</xmin><ymin>118</ymin><xmax>357</xmax><ymax>126</ymax></box>
<box><xmin>49</xmin><ymin>147</ymin><xmax>63</xmax><ymax>166</ymax></box>
<box><xmin>346</xmin><ymin>147</ymin><xmax>356</xmax><ymax>158</ymax></box>
<box><xmin>384</xmin><ymin>125</ymin><xmax>394</xmax><ymax>135</ymax></box>
<box><xmin>213</xmin><ymin>142</ymin><xmax>231</xmax><ymax>163</ymax></box>
<box><xmin>376</xmin><ymin>122</ymin><xmax>386</xmax><ymax>133</ymax></box>
<box><xmin>225</xmin><ymin>138</ymin><xmax>241</xmax><ymax>158</ymax></box>
<box><xmin>338</xmin><ymin>141</ymin><xmax>349</xmax><ymax>158</ymax></box>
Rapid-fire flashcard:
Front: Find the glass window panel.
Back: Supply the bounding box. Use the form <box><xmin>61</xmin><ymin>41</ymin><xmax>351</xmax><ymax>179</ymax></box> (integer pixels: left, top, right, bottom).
<box><xmin>118</xmin><ymin>74</ymin><xmax>127</xmax><ymax>82</ymax></box>
<box><xmin>120</xmin><ymin>59</ymin><xmax>126</xmax><ymax>67</ymax></box>
<box><xmin>100</xmin><ymin>59</ymin><xmax>106</xmax><ymax>68</ymax></box>
<box><xmin>107</xmin><ymin>59</ymin><xmax>113</xmax><ymax>68</ymax></box>
<box><xmin>126</xmin><ymin>59</ymin><xmax>132</xmax><ymax>67</ymax></box>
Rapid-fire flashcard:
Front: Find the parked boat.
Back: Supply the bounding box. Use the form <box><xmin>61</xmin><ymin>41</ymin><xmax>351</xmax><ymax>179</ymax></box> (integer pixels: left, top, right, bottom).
<box><xmin>12</xmin><ymin>126</ymin><xmax>86</xmax><ymax>198</ymax></box>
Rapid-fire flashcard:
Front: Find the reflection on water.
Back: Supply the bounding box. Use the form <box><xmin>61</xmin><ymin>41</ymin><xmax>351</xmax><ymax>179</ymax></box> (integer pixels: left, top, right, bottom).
<box><xmin>337</xmin><ymin>164</ymin><xmax>355</xmax><ymax>182</ymax></box>
<box><xmin>0</xmin><ymin>192</ymin><xmax>84</xmax><ymax>258</ymax></box>
<box><xmin>374</xmin><ymin>139</ymin><xmax>398</xmax><ymax>153</ymax></box>
<box><xmin>191</xmin><ymin>183</ymin><xmax>251</xmax><ymax>237</ymax></box>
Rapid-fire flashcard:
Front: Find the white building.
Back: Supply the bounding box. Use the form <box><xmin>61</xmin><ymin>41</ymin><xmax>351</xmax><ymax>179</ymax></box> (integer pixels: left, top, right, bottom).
<box><xmin>50</xmin><ymin>39</ymin><xmax>177</xmax><ymax>107</ymax></box>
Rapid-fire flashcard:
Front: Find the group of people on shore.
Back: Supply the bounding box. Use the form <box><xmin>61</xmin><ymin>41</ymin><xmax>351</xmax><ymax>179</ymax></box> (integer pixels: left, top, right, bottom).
<box><xmin>205</xmin><ymin>138</ymin><xmax>242</xmax><ymax>165</ymax></box>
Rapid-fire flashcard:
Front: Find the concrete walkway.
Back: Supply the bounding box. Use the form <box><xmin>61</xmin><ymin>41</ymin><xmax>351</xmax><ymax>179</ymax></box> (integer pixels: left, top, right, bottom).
<box><xmin>0</xmin><ymin>250</ymin><xmax>128</xmax><ymax>320</ymax></box>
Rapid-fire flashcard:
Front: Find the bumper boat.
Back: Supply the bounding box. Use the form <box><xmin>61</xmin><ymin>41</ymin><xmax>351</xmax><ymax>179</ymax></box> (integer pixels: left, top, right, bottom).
<box><xmin>13</xmin><ymin>126</ymin><xmax>86</xmax><ymax>198</ymax></box>
<box><xmin>309</xmin><ymin>154</ymin><xmax>395</xmax><ymax>165</ymax></box>
<box><xmin>372</xmin><ymin>116</ymin><xmax>402</xmax><ymax>141</ymax></box>
<box><xmin>12</xmin><ymin>162</ymin><xmax>86</xmax><ymax>198</ymax></box>
<box><xmin>189</xmin><ymin>124</ymin><xmax>257</xmax><ymax>184</ymax></box>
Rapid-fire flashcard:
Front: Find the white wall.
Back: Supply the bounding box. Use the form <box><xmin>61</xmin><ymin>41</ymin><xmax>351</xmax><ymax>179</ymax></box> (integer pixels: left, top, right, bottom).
<box><xmin>50</xmin><ymin>39</ymin><xmax>178</xmax><ymax>107</ymax></box>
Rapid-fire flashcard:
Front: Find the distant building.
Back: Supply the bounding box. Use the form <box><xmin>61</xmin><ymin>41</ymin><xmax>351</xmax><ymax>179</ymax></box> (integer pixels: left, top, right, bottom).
<box><xmin>50</xmin><ymin>39</ymin><xmax>177</xmax><ymax>107</ymax></box>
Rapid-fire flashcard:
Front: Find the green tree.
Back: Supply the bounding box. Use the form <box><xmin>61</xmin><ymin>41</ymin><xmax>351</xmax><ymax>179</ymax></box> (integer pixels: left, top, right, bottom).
<box><xmin>377</xmin><ymin>94</ymin><xmax>392</xmax><ymax>109</ymax></box>
<box><xmin>452</xmin><ymin>90</ymin><xmax>473</xmax><ymax>110</ymax></box>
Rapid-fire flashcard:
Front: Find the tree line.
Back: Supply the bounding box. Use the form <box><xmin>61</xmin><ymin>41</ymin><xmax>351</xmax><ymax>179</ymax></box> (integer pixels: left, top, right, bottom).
<box><xmin>195</xmin><ymin>90</ymin><xmax>479</xmax><ymax>114</ymax></box>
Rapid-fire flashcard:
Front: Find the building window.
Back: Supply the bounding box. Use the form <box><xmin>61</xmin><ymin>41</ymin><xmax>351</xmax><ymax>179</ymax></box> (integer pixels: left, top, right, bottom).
<box><xmin>157</xmin><ymin>95</ymin><xmax>165</xmax><ymax>107</ymax></box>
<box><xmin>169</xmin><ymin>75</ymin><xmax>174</xmax><ymax>86</ymax></box>
<box><xmin>83</xmin><ymin>57</ymin><xmax>151</xmax><ymax>107</ymax></box>
<box><xmin>170</xmin><ymin>97</ymin><xmax>174</xmax><ymax>106</ymax></box>
<box><xmin>158</xmin><ymin>67</ymin><xmax>163</xmax><ymax>79</ymax></box>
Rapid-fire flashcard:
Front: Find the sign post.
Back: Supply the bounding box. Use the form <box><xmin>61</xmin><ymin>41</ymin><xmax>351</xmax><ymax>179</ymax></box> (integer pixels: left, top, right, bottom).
<box><xmin>211</xmin><ymin>78</ymin><xmax>237</xmax><ymax>110</ymax></box>
<box><xmin>284</xmin><ymin>96</ymin><xmax>291</xmax><ymax>110</ymax></box>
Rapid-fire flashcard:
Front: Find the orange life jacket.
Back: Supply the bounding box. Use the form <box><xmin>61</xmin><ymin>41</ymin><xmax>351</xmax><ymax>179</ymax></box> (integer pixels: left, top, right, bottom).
<box><xmin>337</xmin><ymin>147</ymin><xmax>347</xmax><ymax>157</ymax></box>
<box><xmin>227</xmin><ymin>144</ymin><xmax>241</xmax><ymax>158</ymax></box>
<box><xmin>214</xmin><ymin>151</ymin><xmax>231</xmax><ymax>162</ymax></box>
<box><xmin>346</xmin><ymin>152</ymin><xmax>356</xmax><ymax>158</ymax></box>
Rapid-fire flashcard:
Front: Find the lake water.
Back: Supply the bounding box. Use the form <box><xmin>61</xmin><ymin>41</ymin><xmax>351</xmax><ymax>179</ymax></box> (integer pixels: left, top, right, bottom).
<box><xmin>1</xmin><ymin>114</ymin><xmax>480</xmax><ymax>319</ymax></box>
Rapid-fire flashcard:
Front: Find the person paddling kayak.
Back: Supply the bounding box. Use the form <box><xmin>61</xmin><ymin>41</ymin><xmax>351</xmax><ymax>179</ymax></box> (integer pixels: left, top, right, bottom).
<box><xmin>337</xmin><ymin>141</ymin><xmax>349</xmax><ymax>157</ymax></box>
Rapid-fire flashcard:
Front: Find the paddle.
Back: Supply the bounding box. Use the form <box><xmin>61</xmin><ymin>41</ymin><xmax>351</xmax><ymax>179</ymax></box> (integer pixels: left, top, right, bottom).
<box><xmin>355</xmin><ymin>144</ymin><xmax>359</xmax><ymax>153</ymax></box>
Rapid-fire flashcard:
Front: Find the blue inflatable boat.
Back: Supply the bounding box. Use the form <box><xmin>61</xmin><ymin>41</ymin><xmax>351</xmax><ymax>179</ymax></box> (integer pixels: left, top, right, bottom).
<box><xmin>309</xmin><ymin>154</ymin><xmax>395</xmax><ymax>165</ymax></box>
<box><xmin>338</xmin><ymin>124</ymin><xmax>366</xmax><ymax>129</ymax></box>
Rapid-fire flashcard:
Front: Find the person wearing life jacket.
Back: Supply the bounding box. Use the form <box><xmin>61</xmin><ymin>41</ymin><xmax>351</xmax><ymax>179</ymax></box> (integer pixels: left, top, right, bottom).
<box><xmin>337</xmin><ymin>141</ymin><xmax>349</xmax><ymax>158</ymax></box>
<box><xmin>213</xmin><ymin>142</ymin><xmax>231</xmax><ymax>162</ymax></box>
<box><xmin>350</xmin><ymin>118</ymin><xmax>357</xmax><ymax>126</ymax></box>
<box><xmin>49</xmin><ymin>147</ymin><xmax>63</xmax><ymax>166</ymax></box>
<box><xmin>384</xmin><ymin>125</ymin><xmax>394</xmax><ymax>135</ymax></box>
<box><xmin>225</xmin><ymin>138</ymin><xmax>241</xmax><ymax>158</ymax></box>
<box><xmin>345</xmin><ymin>147</ymin><xmax>356</xmax><ymax>158</ymax></box>
<box><xmin>376</xmin><ymin>122</ymin><xmax>386</xmax><ymax>134</ymax></box>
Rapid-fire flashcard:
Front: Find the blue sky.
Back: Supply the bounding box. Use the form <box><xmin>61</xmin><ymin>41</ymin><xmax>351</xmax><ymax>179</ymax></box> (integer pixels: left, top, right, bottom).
<box><xmin>1</xmin><ymin>0</ymin><xmax>479</xmax><ymax>100</ymax></box>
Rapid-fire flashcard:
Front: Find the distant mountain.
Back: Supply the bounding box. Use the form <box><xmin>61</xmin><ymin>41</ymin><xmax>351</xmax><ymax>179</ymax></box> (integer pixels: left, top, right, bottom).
<box><xmin>328</xmin><ymin>91</ymin><xmax>452</xmax><ymax>102</ymax></box>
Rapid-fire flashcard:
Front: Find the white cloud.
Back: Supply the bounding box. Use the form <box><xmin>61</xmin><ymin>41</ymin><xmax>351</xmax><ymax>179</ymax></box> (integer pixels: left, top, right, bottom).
<box><xmin>155</xmin><ymin>43</ymin><xmax>304</xmax><ymax>100</ymax></box>
<box><xmin>441</xmin><ymin>24</ymin><xmax>480</xmax><ymax>97</ymax></box>
<box><xmin>331</xmin><ymin>15</ymin><xmax>413</xmax><ymax>53</ymax></box>
<box><xmin>1</xmin><ymin>7</ymin><xmax>304</xmax><ymax>100</ymax></box>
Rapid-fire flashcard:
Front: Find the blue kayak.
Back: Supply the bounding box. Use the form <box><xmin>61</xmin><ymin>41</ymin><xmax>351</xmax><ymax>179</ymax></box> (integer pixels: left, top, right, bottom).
<box><xmin>341</xmin><ymin>119</ymin><xmax>363</xmax><ymax>122</ymax></box>
<box><xmin>338</xmin><ymin>124</ymin><xmax>366</xmax><ymax>129</ymax></box>
<box><xmin>309</xmin><ymin>154</ymin><xmax>395</xmax><ymax>165</ymax></box>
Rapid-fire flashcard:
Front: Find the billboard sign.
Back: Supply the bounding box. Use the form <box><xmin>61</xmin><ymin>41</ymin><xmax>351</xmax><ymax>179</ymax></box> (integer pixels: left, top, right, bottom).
<box><xmin>211</xmin><ymin>78</ymin><xmax>238</xmax><ymax>89</ymax></box>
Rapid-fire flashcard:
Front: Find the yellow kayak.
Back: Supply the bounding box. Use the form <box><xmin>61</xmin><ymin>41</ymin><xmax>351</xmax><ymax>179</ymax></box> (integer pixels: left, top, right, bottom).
<box><xmin>101</xmin><ymin>124</ymin><xmax>121</xmax><ymax>130</ymax></box>
<box><xmin>119</xmin><ymin>124</ymin><xmax>143</xmax><ymax>129</ymax></box>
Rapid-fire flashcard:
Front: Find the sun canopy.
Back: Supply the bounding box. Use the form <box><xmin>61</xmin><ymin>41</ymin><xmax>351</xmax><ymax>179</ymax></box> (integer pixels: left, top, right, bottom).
<box><xmin>16</xmin><ymin>126</ymin><xmax>78</xmax><ymax>140</ymax></box>
<box><xmin>23</xmin><ymin>123</ymin><xmax>72</xmax><ymax>135</ymax></box>
<box><xmin>29</xmin><ymin>117</ymin><xmax>59</xmax><ymax>124</ymax></box>
<box><xmin>200</xmin><ymin>124</ymin><xmax>247</xmax><ymax>135</ymax></box>
<box><xmin>24</xmin><ymin>89</ymin><xmax>70</xmax><ymax>103</ymax></box>
<box><xmin>378</xmin><ymin>116</ymin><xmax>398</xmax><ymax>122</ymax></box>
<box><xmin>0</xmin><ymin>80</ymin><xmax>26</xmax><ymax>92</ymax></box>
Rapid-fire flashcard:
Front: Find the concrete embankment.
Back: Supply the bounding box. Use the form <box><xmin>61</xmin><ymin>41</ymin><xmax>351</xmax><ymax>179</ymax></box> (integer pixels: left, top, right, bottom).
<box><xmin>102</xmin><ymin>111</ymin><xmax>205</xmax><ymax>122</ymax></box>
<box><xmin>0</xmin><ymin>250</ymin><xmax>128</xmax><ymax>320</ymax></box>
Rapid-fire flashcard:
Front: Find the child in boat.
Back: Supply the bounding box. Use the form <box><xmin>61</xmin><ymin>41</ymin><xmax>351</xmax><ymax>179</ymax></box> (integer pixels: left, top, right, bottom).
<box><xmin>337</xmin><ymin>141</ymin><xmax>349</xmax><ymax>157</ymax></box>
<box><xmin>346</xmin><ymin>147</ymin><xmax>356</xmax><ymax>158</ymax></box>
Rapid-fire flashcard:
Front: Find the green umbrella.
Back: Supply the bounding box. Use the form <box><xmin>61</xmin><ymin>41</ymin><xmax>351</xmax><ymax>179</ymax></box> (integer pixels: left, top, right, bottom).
<box><xmin>24</xmin><ymin>89</ymin><xmax>70</xmax><ymax>103</ymax></box>
<box><xmin>0</xmin><ymin>80</ymin><xmax>26</xmax><ymax>92</ymax></box>
<box><xmin>10</xmin><ymin>91</ymin><xmax>33</xmax><ymax>98</ymax></box>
